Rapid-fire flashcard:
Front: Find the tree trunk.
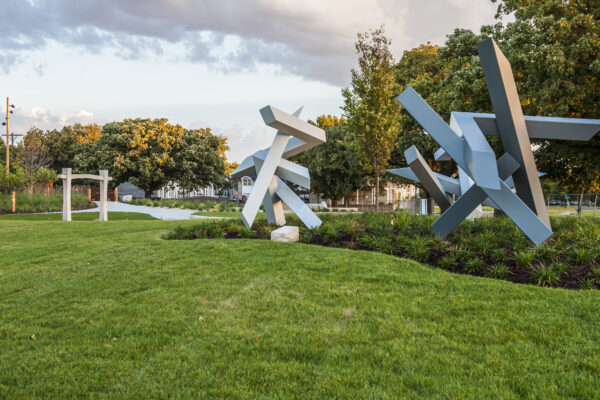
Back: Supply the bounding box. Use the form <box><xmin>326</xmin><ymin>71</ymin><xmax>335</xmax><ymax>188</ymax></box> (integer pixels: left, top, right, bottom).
<box><xmin>145</xmin><ymin>189</ymin><xmax>152</xmax><ymax>199</ymax></box>
<box><xmin>375</xmin><ymin>157</ymin><xmax>380</xmax><ymax>213</ymax></box>
<box><xmin>577</xmin><ymin>186</ymin><xmax>584</xmax><ymax>216</ymax></box>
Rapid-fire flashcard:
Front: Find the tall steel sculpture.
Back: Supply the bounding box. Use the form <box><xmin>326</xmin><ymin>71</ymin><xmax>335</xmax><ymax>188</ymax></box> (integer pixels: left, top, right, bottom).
<box><xmin>232</xmin><ymin>106</ymin><xmax>326</xmax><ymax>229</ymax></box>
<box><xmin>389</xmin><ymin>38</ymin><xmax>600</xmax><ymax>245</ymax></box>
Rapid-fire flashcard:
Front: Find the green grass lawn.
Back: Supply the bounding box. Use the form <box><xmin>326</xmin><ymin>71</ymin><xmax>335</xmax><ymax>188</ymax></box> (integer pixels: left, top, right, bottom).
<box><xmin>0</xmin><ymin>212</ymin><xmax>156</xmax><ymax>221</ymax></box>
<box><xmin>0</xmin><ymin>219</ymin><xmax>599</xmax><ymax>398</ymax></box>
<box><xmin>193</xmin><ymin>211</ymin><xmax>241</xmax><ymax>218</ymax></box>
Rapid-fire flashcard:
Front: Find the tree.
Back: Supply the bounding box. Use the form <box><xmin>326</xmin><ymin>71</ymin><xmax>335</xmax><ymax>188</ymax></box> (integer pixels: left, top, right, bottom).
<box><xmin>91</xmin><ymin>118</ymin><xmax>185</xmax><ymax>197</ymax></box>
<box><xmin>45</xmin><ymin>123</ymin><xmax>102</xmax><ymax>173</ymax></box>
<box><xmin>342</xmin><ymin>26</ymin><xmax>401</xmax><ymax>211</ymax></box>
<box><xmin>18</xmin><ymin>128</ymin><xmax>51</xmax><ymax>193</ymax></box>
<box><xmin>172</xmin><ymin>128</ymin><xmax>227</xmax><ymax>193</ymax></box>
<box><xmin>294</xmin><ymin>120</ymin><xmax>368</xmax><ymax>206</ymax></box>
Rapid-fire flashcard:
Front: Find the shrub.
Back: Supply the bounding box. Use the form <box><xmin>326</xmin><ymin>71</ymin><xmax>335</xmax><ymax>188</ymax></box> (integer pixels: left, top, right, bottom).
<box><xmin>439</xmin><ymin>256</ymin><xmax>457</xmax><ymax>268</ymax></box>
<box><xmin>317</xmin><ymin>224</ymin><xmax>339</xmax><ymax>244</ymax></box>
<box><xmin>455</xmin><ymin>248</ymin><xmax>474</xmax><ymax>262</ymax></box>
<box><xmin>490</xmin><ymin>248</ymin><xmax>508</xmax><ymax>263</ymax></box>
<box><xmin>535</xmin><ymin>245</ymin><xmax>557</xmax><ymax>261</ymax></box>
<box><xmin>531</xmin><ymin>264</ymin><xmax>561</xmax><ymax>287</ymax></box>
<box><xmin>218</xmin><ymin>202</ymin><xmax>236</xmax><ymax>212</ymax></box>
<box><xmin>407</xmin><ymin>238</ymin><xmax>429</xmax><ymax>262</ymax></box>
<box><xmin>569</xmin><ymin>248</ymin><xmax>594</xmax><ymax>265</ymax></box>
<box><xmin>550</xmin><ymin>262</ymin><xmax>570</xmax><ymax>277</ymax></box>
<box><xmin>487</xmin><ymin>264</ymin><xmax>509</xmax><ymax>279</ymax></box>
<box><xmin>514</xmin><ymin>251</ymin><xmax>535</xmax><ymax>268</ymax></box>
<box><xmin>579</xmin><ymin>278</ymin><xmax>596</xmax><ymax>290</ymax></box>
<box><xmin>465</xmin><ymin>258</ymin><xmax>485</xmax><ymax>273</ymax></box>
<box><xmin>374</xmin><ymin>237</ymin><xmax>394</xmax><ymax>254</ymax></box>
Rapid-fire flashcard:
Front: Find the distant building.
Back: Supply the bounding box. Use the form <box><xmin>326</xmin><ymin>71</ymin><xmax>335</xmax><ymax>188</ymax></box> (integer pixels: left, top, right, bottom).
<box><xmin>115</xmin><ymin>181</ymin><xmax>218</xmax><ymax>200</ymax></box>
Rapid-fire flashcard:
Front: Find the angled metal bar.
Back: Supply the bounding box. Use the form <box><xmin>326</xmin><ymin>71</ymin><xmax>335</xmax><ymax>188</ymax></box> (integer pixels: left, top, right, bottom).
<box><xmin>273</xmin><ymin>177</ymin><xmax>322</xmax><ymax>229</ymax></box>
<box><xmin>397</xmin><ymin>87</ymin><xmax>467</xmax><ymax>169</ymax></box>
<box><xmin>404</xmin><ymin>145</ymin><xmax>452</xmax><ymax>212</ymax></box>
<box><xmin>388</xmin><ymin>167</ymin><xmax>461</xmax><ymax>196</ymax></box>
<box><xmin>261</xmin><ymin>106</ymin><xmax>326</xmax><ymax>144</ymax></box>
<box><xmin>478</xmin><ymin>38</ymin><xmax>550</xmax><ymax>228</ymax></box>
<box><xmin>262</xmin><ymin>176</ymin><xmax>286</xmax><ymax>226</ymax></box>
<box><xmin>481</xmin><ymin>181</ymin><xmax>553</xmax><ymax>245</ymax></box>
<box><xmin>432</xmin><ymin>153</ymin><xmax>521</xmax><ymax>238</ymax></box>
<box><xmin>241</xmin><ymin>132</ymin><xmax>290</xmax><ymax>227</ymax></box>
<box><xmin>253</xmin><ymin>157</ymin><xmax>285</xmax><ymax>226</ymax></box>
<box><xmin>450</xmin><ymin>112</ymin><xmax>500</xmax><ymax>189</ymax></box>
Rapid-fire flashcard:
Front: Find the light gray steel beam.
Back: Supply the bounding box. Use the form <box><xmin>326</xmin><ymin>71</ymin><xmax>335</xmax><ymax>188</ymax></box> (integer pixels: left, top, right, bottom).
<box><xmin>478</xmin><ymin>38</ymin><xmax>550</xmax><ymax>228</ymax></box>
<box><xmin>404</xmin><ymin>145</ymin><xmax>452</xmax><ymax>212</ymax></box>
<box><xmin>451</xmin><ymin>112</ymin><xmax>500</xmax><ymax>189</ymax></box>
<box><xmin>462</xmin><ymin>113</ymin><xmax>600</xmax><ymax>141</ymax></box>
<box><xmin>388</xmin><ymin>167</ymin><xmax>461</xmax><ymax>196</ymax></box>
<box><xmin>261</xmin><ymin>106</ymin><xmax>326</xmax><ymax>144</ymax></box>
<box><xmin>434</xmin><ymin>147</ymin><xmax>451</xmax><ymax>161</ymax></box>
<box><xmin>432</xmin><ymin>153</ymin><xmax>522</xmax><ymax>239</ymax></box>
<box><xmin>241</xmin><ymin>132</ymin><xmax>290</xmax><ymax>227</ymax></box>
<box><xmin>262</xmin><ymin>176</ymin><xmax>286</xmax><ymax>226</ymax></box>
<box><xmin>397</xmin><ymin>87</ymin><xmax>467</xmax><ymax>169</ymax></box>
<box><xmin>273</xmin><ymin>177</ymin><xmax>322</xmax><ymax>229</ymax></box>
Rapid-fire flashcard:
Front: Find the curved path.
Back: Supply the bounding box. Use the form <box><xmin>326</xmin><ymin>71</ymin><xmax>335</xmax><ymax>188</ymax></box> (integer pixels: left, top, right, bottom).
<box><xmin>74</xmin><ymin>201</ymin><xmax>220</xmax><ymax>220</ymax></box>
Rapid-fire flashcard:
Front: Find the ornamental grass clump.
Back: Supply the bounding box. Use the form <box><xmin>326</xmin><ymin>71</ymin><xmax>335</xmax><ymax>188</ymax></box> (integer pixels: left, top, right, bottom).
<box><xmin>531</xmin><ymin>264</ymin><xmax>561</xmax><ymax>287</ymax></box>
<box><xmin>487</xmin><ymin>264</ymin><xmax>509</xmax><ymax>279</ymax></box>
<box><xmin>439</xmin><ymin>256</ymin><xmax>457</xmax><ymax>268</ymax></box>
<box><xmin>514</xmin><ymin>251</ymin><xmax>535</xmax><ymax>268</ymax></box>
<box><xmin>464</xmin><ymin>258</ymin><xmax>485</xmax><ymax>274</ymax></box>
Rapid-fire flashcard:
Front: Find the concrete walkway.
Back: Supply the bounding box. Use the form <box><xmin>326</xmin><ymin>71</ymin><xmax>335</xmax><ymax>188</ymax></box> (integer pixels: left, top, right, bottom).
<box><xmin>74</xmin><ymin>201</ymin><xmax>220</xmax><ymax>220</ymax></box>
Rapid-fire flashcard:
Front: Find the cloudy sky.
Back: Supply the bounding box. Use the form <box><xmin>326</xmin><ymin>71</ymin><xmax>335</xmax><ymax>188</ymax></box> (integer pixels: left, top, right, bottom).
<box><xmin>0</xmin><ymin>0</ymin><xmax>498</xmax><ymax>162</ymax></box>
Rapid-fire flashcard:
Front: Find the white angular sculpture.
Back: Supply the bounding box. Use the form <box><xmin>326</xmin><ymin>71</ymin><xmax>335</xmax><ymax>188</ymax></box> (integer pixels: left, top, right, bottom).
<box><xmin>58</xmin><ymin>168</ymin><xmax>112</xmax><ymax>221</ymax></box>
<box><xmin>232</xmin><ymin>106</ymin><xmax>326</xmax><ymax>229</ymax></box>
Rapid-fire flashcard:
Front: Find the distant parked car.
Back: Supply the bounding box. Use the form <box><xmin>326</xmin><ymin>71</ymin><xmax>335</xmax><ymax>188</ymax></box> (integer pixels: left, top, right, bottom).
<box><xmin>549</xmin><ymin>200</ymin><xmax>561</xmax><ymax>206</ymax></box>
<box><xmin>299</xmin><ymin>193</ymin><xmax>310</xmax><ymax>203</ymax></box>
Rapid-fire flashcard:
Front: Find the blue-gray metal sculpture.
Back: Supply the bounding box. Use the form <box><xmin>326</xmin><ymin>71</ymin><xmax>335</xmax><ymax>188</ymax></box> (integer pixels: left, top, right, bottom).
<box><xmin>389</xmin><ymin>38</ymin><xmax>600</xmax><ymax>245</ymax></box>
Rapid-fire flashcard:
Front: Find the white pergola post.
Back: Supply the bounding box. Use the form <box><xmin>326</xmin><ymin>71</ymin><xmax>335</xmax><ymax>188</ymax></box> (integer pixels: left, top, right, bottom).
<box><xmin>62</xmin><ymin>168</ymin><xmax>72</xmax><ymax>221</ymax></box>
<box><xmin>99</xmin><ymin>169</ymin><xmax>109</xmax><ymax>221</ymax></box>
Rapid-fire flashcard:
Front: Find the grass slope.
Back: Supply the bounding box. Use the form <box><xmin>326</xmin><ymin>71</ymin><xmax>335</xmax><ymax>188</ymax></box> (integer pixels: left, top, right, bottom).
<box><xmin>0</xmin><ymin>219</ymin><xmax>599</xmax><ymax>398</ymax></box>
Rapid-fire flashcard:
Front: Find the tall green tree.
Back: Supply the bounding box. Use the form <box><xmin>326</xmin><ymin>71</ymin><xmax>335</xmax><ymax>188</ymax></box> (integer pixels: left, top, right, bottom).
<box><xmin>172</xmin><ymin>128</ymin><xmax>227</xmax><ymax>193</ymax></box>
<box><xmin>45</xmin><ymin>123</ymin><xmax>101</xmax><ymax>173</ymax></box>
<box><xmin>295</xmin><ymin>118</ymin><xmax>368</xmax><ymax>206</ymax></box>
<box><xmin>89</xmin><ymin>118</ymin><xmax>185</xmax><ymax>197</ymax></box>
<box><xmin>342</xmin><ymin>26</ymin><xmax>401</xmax><ymax>211</ymax></box>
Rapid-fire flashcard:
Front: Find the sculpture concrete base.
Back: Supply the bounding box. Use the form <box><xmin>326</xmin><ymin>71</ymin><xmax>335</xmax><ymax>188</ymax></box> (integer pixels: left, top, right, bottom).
<box><xmin>271</xmin><ymin>226</ymin><xmax>299</xmax><ymax>243</ymax></box>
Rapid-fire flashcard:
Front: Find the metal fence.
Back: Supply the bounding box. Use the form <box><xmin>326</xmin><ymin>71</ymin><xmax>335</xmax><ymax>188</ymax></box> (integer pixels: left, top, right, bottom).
<box><xmin>394</xmin><ymin>194</ymin><xmax>600</xmax><ymax>217</ymax></box>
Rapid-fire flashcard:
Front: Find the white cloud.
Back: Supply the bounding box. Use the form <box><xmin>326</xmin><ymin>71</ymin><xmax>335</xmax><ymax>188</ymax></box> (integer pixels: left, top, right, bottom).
<box><xmin>2</xmin><ymin>0</ymin><xmax>498</xmax><ymax>85</ymax></box>
<box><xmin>9</xmin><ymin>107</ymin><xmax>102</xmax><ymax>141</ymax></box>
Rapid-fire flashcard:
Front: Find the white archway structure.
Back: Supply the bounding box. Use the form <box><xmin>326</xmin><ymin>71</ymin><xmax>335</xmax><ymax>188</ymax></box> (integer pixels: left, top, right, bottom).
<box><xmin>58</xmin><ymin>168</ymin><xmax>112</xmax><ymax>221</ymax></box>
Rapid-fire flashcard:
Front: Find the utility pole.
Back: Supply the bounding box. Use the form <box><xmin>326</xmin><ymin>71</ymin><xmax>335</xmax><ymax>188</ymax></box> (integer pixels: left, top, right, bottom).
<box><xmin>3</xmin><ymin>97</ymin><xmax>15</xmax><ymax>174</ymax></box>
<box><xmin>5</xmin><ymin>97</ymin><xmax>9</xmax><ymax>174</ymax></box>
<box><xmin>10</xmin><ymin>132</ymin><xmax>24</xmax><ymax>147</ymax></box>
